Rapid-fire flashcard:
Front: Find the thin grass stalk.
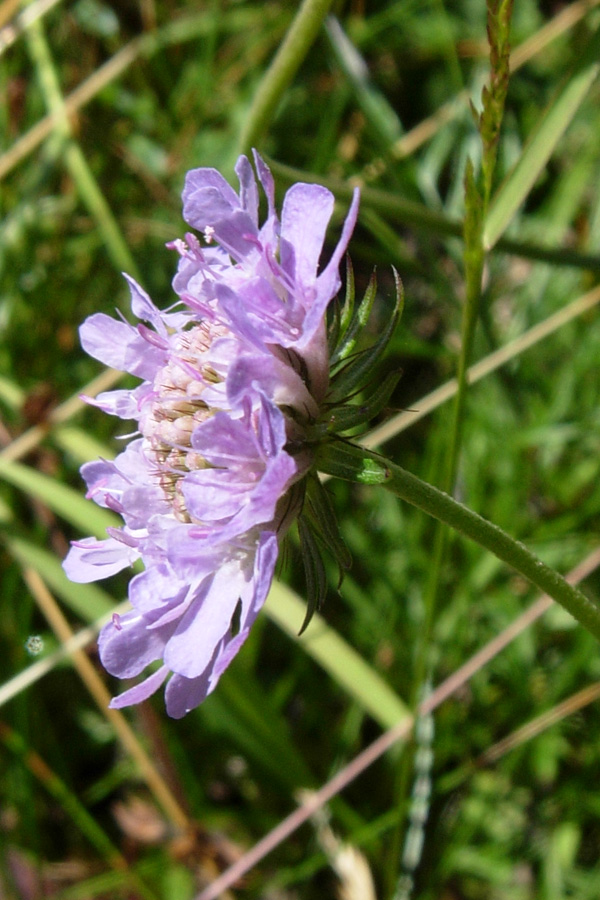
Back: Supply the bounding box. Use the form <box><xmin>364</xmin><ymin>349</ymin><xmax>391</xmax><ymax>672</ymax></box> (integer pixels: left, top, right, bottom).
<box><xmin>0</xmin><ymin>0</ymin><xmax>62</xmax><ymax>51</ymax></box>
<box><xmin>0</xmin><ymin>7</ymin><xmax>268</xmax><ymax>178</ymax></box>
<box><xmin>484</xmin><ymin>28</ymin><xmax>600</xmax><ymax>250</ymax></box>
<box><xmin>477</xmin><ymin>679</ymin><xmax>600</xmax><ymax>766</ymax></box>
<box><xmin>0</xmin><ymin>0</ymin><xmax>22</xmax><ymax>30</ymax></box>
<box><xmin>0</xmin><ymin>37</ymin><xmax>140</xmax><ymax>177</ymax></box>
<box><xmin>442</xmin><ymin>602</ymin><xmax>600</xmax><ymax>790</ymax></box>
<box><xmin>236</xmin><ymin>0</ymin><xmax>336</xmax><ymax>154</ymax></box>
<box><xmin>436</xmin><ymin>0</ymin><xmax>513</xmax><ymax>492</ymax></box>
<box><xmin>194</xmin><ymin>545</ymin><xmax>600</xmax><ymax>900</ymax></box>
<box><xmin>0</xmin><ymin>368</ymin><xmax>121</xmax><ymax>464</ymax></box>
<box><xmin>20</xmin><ymin>566</ymin><xmax>190</xmax><ymax>833</ymax></box>
<box><xmin>325</xmin><ymin>17</ymin><xmax>403</xmax><ymax>155</ymax></box>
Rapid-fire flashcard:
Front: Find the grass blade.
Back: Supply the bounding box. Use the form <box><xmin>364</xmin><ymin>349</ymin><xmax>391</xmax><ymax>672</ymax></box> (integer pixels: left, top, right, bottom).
<box><xmin>265</xmin><ymin>582</ymin><xmax>409</xmax><ymax>730</ymax></box>
<box><xmin>0</xmin><ymin>457</ymin><xmax>117</xmax><ymax>537</ymax></box>
<box><xmin>6</xmin><ymin>537</ymin><xmax>114</xmax><ymax>621</ymax></box>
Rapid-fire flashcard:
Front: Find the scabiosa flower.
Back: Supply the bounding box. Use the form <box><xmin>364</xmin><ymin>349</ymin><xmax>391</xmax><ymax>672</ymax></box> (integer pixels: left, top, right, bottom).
<box><xmin>63</xmin><ymin>152</ymin><xmax>373</xmax><ymax>718</ymax></box>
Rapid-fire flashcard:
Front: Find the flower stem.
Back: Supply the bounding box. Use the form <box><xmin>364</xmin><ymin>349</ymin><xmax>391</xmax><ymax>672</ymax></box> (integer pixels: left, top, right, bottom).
<box><xmin>360</xmin><ymin>452</ymin><xmax>600</xmax><ymax>642</ymax></box>
<box><xmin>237</xmin><ymin>0</ymin><xmax>336</xmax><ymax>155</ymax></box>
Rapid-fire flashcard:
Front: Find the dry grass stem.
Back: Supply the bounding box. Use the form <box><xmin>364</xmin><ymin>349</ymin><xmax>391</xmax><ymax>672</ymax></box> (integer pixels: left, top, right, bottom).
<box><xmin>0</xmin><ymin>368</ymin><xmax>121</xmax><ymax>464</ymax></box>
<box><xmin>21</xmin><ymin>566</ymin><xmax>190</xmax><ymax>833</ymax></box>
<box><xmin>0</xmin><ymin>601</ymin><xmax>128</xmax><ymax>709</ymax></box>
<box><xmin>478</xmin><ymin>679</ymin><xmax>600</xmax><ymax>766</ymax></box>
<box><xmin>194</xmin><ymin>544</ymin><xmax>600</xmax><ymax>899</ymax></box>
<box><xmin>0</xmin><ymin>0</ymin><xmax>64</xmax><ymax>51</ymax></box>
<box><xmin>363</xmin><ymin>284</ymin><xmax>600</xmax><ymax>450</ymax></box>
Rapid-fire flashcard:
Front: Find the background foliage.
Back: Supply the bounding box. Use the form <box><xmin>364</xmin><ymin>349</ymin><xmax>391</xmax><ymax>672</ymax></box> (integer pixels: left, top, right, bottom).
<box><xmin>1</xmin><ymin>0</ymin><xmax>600</xmax><ymax>898</ymax></box>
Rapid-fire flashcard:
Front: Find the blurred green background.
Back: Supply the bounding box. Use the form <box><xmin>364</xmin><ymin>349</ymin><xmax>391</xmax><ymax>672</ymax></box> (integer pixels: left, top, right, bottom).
<box><xmin>2</xmin><ymin>0</ymin><xmax>600</xmax><ymax>898</ymax></box>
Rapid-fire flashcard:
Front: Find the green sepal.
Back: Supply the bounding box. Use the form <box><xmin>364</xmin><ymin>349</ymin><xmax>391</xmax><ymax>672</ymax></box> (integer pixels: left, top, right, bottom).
<box><xmin>330</xmin><ymin>269</ymin><xmax>378</xmax><ymax>365</ymax></box>
<box><xmin>328</xmin><ymin>257</ymin><xmax>356</xmax><ymax>357</ymax></box>
<box><xmin>327</xmin><ymin>297</ymin><xmax>342</xmax><ymax>359</ymax></box>
<box><xmin>327</xmin><ymin>269</ymin><xmax>403</xmax><ymax>405</ymax></box>
<box><xmin>315</xmin><ymin>439</ymin><xmax>391</xmax><ymax>485</ymax></box>
<box><xmin>338</xmin><ymin>256</ymin><xmax>356</xmax><ymax>340</ymax></box>
<box><xmin>297</xmin><ymin>516</ymin><xmax>328</xmax><ymax>635</ymax></box>
<box><xmin>322</xmin><ymin>369</ymin><xmax>401</xmax><ymax>435</ymax></box>
<box><xmin>303</xmin><ymin>473</ymin><xmax>352</xmax><ymax>574</ymax></box>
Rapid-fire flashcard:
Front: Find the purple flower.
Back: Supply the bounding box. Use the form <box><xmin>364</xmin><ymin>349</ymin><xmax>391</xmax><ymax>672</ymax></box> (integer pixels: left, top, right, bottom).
<box><xmin>98</xmin><ymin>530</ymin><xmax>279</xmax><ymax>716</ymax></box>
<box><xmin>175</xmin><ymin>151</ymin><xmax>359</xmax><ymax>404</ymax></box>
<box><xmin>63</xmin><ymin>153</ymin><xmax>359</xmax><ymax>717</ymax></box>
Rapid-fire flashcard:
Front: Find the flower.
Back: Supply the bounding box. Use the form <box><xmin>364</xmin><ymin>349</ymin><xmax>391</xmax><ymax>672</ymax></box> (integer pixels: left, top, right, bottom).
<box><xmin>64</xmin><ymin>152</ymin><xmax>360</xmax><ymax>717</ymax></box>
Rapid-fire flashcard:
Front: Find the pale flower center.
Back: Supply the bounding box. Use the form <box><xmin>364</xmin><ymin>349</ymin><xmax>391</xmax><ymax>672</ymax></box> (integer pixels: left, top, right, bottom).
<box><xmin>141</xmin><ymin>322</ymin><xmax>228</xmax><ymax>521</ymax></box>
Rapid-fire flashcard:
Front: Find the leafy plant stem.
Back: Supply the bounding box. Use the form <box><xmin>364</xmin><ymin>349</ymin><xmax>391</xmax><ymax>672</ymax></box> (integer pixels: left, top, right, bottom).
<box><xmin>348</xmin><ymin>453</ymin><xmax>600</xmax><ymax>642</ymax></box>
<box><xmin>237</xmin><ymin>0</ymin><xmax>336</xmax><ymax>154</ymax></box>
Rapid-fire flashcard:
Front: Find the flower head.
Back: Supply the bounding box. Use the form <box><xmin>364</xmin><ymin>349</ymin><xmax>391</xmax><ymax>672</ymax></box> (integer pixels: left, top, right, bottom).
<box><xmin>64</xmin><ymin>152</ymin><xmax>363</xmax><ymax>717</ymax></box>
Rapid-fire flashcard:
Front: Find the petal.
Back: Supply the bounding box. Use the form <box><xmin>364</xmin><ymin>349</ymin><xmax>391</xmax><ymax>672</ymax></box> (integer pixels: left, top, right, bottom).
<box><xmin>214</xmin><ymin>282</ymin><xmax>278</xmax><ymax>351</ymax></box>
<box><xmin>62</xmin><ymin>536</ymin><xmax>139</xmax><ymax>583</ymax></box>
<box><xmin>184</xmin><ymin>397</ymin><xmax>298</xmax><ymax>536</ymax></box>
<box><xmin>183</xmin><ymin>471</ymin><xmax>251</xmax><ymax>523</ymax></box>
<box><xmin>99</xmin><ymin>611</ymin><xmax>173</xmax><ymax>678</ymax></box>
<box><xmin>280</xmin><ymin>183</ymin><xmax>335</xmax><ymax>286</ymax></box>
<box><xmin>85</xmin><ymin>388</ymin><xmax>141</xmax><ymax>419</ymax></box>
<box><xmin>240</xmin><ymin>531</ymin><xmax>279</xmax><ymax>628</ymax></box>
<box><xmin>235</xmin><ymin>155</ymin><xmax>259</xmax><ymax>227</ymax></box>
<box><xmin>165</xmin><ymin>532</ymin><xmax>279</xmax><ymax>712</ymax></box>
<box><xmin>163</xmin><ymin>557</ymin><xmax>250</xmax><ymax>678</ymax></box>
<box><xmin>211</xmin><ymin>531</ymin><xmax>279</xmax><ymax>679</ymax></box>
<box><xmin>256</xmin><ymin>391</ymin><xmax>288</xmax><ymax>458</ymax></box>
<box><xmin>163</xmin><ymin>525</ymin><xmax>229</xmax><ymax>579</ymax></box>
<box><xmin>122</xmin><ymin>488</ymin><xmax>168</xmax><ymax>529</ymax></box>
<box><xmin>226</xmin><ymin>354</ymin><xmax>317</xmax><ymax>416</ymax></box>
<box><xmin>294</xmin><ymin>188</ymin><xmax>360</xmax><ymax>353</ymax></box>
<box><xmin>128</xmin><ymin>565</ymin><xmax>190</xmax><ymax>626</ymax></box>
<box><xmin>109</xmin><ymin>665</ymin><xmax>169</xmax><ymax>709</ymax></box>
<box><xmin>182</xmin><ymin>168</ymin><xmax>241</xmax><ymax>229</ymax></box>
<box><xmin>81</xmin><ymin>458</ymin><xmax>124</xmax><ymax>501</ymax></box>
<box><xmin>164</xmin><ymin>667</ymin><xmax>216</xmax><ymax>718</ymax></box>
<box><xmin>252</xmin><ymin>150</ymin><xmax>276</xmax><ymax>220</ymax></box>
<box><xmin>209</xmin><ymin>209</ymin><xmax>260</xmax><ymax>261</ymax></box>
<box><xmin>123</xmin><ymin>273</ymin><xmax>166</xmax><ymax>335</ymax></box>
<box><xmin>190</xmin><ymin>410</ymin><xmax>260</xmax><ymax>468</ymax></box>
<box><xmin>80</xmin><ymin>314</ymin><xmax>166</xmax><ymax>379</ymax></box>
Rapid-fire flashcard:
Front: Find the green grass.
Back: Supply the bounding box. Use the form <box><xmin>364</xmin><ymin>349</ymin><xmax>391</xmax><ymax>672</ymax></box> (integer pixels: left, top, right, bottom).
<box><xmin>2</xmin><ymin>1</ymin><xmax>600</xmax><ymax>898</ymax></box>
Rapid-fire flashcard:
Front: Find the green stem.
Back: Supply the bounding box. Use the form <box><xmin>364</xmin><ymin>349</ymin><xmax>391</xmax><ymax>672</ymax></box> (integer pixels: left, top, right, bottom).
<box><xmin>367</xmin><ymin>454</ymin><xmax>600</xmax><ymax>641</ymax></box>
<box><xmin>237</xmin><ymin>0</ymin><xmax>336</xmax><ymax>155</ymax></box>
<box><xmin>448</xmin><ymin>166</ymin><xmax>485</xmax><ymax>487</ymax></box>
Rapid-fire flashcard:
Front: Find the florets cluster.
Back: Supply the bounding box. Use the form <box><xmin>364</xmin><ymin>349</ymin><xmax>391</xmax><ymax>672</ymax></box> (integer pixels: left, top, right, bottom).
<box><xmin>63</xmin><ymin>152</ymin><xmax>359</xmax><ymax>717</ymax></box>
